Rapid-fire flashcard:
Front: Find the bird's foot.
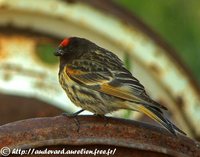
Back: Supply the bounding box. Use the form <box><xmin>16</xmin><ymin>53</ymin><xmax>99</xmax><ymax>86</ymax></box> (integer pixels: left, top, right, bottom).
<box><xmin>62</xmin><ymin>109</ymin><xmax>85</xmax><ymax>132</ymax></box>
<box><xmin>62</xmin><ymin>109</ymin><xmax>85</xmax><ymax>117</ymax></box>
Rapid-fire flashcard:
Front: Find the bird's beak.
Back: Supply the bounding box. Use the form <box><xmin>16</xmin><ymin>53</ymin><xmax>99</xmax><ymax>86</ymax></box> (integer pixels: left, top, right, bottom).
<box><xmin>54</xmin><ymin>47</ymin><xmax>65</xmax><ymax>56</ymax></box>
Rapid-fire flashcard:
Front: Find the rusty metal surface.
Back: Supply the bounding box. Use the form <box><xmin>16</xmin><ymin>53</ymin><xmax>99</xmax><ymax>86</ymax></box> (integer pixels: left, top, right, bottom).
<box><xmin>0</xmin><ymin>116</ymin><xmax>199</xmax><ymax>157</ymax></box>
<box><xmin>0</xmin><ymin>32</ymin><xmax>76</xmax><ymax>112</ymax></box>
<box><xmin>0</xmin><ymin>93</ymin><xmax>63</xmax><ymax>125</ymax></box>
<box><xmin>0</xmin><ymin>0</ymin><xmax>199</xmax><ymax>139</ymax></box>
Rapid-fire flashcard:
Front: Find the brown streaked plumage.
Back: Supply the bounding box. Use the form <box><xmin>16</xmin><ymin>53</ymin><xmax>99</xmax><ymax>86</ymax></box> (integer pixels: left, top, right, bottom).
<box><xmin>55</xmin><ymin>37</ymin><xmax>186</xmax><ymax>136</ymax></box>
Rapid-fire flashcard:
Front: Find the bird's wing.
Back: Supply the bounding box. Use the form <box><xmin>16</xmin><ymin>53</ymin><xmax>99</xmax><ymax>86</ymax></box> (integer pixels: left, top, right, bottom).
<box><xmin>65</xmin><ymin>59</ymin><xmax>188</xmax><ymax>135</ymax></box>
<box><xmin>64</xmin><ymin>59</ymin><xmax>166</xmax><ymax>110</ymax></box>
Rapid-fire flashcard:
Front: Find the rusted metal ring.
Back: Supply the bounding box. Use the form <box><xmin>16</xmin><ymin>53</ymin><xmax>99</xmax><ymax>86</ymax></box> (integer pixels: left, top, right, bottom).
<box><xmin>0</xmin><ymin>116</ymin><xmax>199</xmax><ymax>157</ymax></box>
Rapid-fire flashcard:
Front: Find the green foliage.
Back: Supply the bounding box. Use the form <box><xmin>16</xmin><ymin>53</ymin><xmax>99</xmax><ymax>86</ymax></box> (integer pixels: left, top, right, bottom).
<box><xmin>123</xmin><ymin>53</ymin><xmax>132</xmax><ymax>118</ymax></box>
<box><xmin>36</xmin><ymin>42</ymin><xmax>58</xmax><ymax>65</ymax></box>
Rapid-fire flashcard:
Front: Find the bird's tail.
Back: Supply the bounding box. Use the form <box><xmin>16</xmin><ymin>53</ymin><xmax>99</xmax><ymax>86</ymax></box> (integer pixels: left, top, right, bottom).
<box><xmin>126</xmin><ymin>103</ymin><xmax>186</xmax><ymax>136</ymax></box>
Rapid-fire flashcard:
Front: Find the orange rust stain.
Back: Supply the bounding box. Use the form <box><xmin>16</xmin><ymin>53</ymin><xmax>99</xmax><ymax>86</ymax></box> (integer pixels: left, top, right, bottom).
<box><xmin>0</xmin><ymin>35</ymin><xmax>35</xmax><ymax>59</ymax></box>
<box><xmin>149</xmin><ymin>64</ymin><xmax>161</xmax><ymax>75</ymax></box>
<box><xmin>0</xmin><ymin>38</ymin><xmax>6</xmax><ymax>59</ymax></box>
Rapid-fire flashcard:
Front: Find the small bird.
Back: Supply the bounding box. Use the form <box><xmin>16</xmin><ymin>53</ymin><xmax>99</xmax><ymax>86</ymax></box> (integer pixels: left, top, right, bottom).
<box><xmin>54</xmin><ymin>37</ymin><xmax>186</xmax><ymax>136</ymax></box>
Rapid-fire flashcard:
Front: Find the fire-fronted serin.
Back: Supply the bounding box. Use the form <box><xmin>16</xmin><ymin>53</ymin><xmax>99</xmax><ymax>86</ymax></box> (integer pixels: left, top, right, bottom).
<box><xmin>55</xmin><ymin>37</ymin><xmax>186</xmax><ymax>136</ymax></box>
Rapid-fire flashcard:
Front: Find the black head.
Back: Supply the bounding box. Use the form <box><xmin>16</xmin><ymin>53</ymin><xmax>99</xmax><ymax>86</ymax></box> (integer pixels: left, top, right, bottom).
<box><xmin>54</xmin><ymin>37</ymin><xmax>96</xmax><ymax>57</ymax></box>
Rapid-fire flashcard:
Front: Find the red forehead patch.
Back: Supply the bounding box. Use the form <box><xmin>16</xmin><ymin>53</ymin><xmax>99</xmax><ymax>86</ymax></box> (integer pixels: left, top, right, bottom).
<box><xmin>60</xmin><ymin>38</ymin><xmax>70</xmax><ymax>47</ymax></box>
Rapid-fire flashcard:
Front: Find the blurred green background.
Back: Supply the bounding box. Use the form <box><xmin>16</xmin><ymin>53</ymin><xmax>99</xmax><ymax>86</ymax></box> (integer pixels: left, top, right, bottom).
<box><xmin>115</xmin><ymin>0</ymin><xmax>200</xmax><ymax>84</ymax></box>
